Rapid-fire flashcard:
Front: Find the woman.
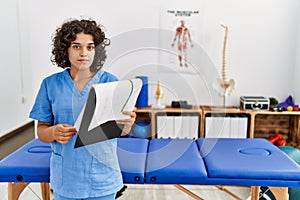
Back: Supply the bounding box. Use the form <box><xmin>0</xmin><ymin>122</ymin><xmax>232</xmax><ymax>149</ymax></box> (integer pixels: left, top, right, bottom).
<box><xmin>30</xmin><ymin>18</ymin><xmax>135</xmax><ymax>200</ymax></box>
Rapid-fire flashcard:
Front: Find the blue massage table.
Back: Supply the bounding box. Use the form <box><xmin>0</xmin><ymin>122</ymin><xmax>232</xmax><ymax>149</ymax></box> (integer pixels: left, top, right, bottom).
<box><xmin>1</xmin><ymin>138</ymin><xmax>300</xmax><ymax>200</ymax></box>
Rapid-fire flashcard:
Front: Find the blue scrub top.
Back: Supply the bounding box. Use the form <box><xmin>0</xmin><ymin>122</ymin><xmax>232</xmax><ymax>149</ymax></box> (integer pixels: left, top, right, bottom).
<box><xmin>29</xmin><ymin>69</ymin><xmax>123</xmax><ymax>198</ymax></box>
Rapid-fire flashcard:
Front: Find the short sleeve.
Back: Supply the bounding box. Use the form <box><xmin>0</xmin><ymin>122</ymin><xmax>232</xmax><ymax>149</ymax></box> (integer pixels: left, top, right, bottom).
<box><xmin>98</xmin><ymin>71</ymin><xmax>119</xmax><ymax>83</ymax></box>
<box><xmin>29</xmin><ymin>79</ymin><xmax>53</xmax><ymax>122</ymax></box>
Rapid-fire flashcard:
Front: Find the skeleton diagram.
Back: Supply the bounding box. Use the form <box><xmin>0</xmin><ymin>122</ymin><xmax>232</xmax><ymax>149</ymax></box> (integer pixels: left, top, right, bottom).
<box><xmin>171</xmin><ymin>20</ymin><xmax>193</xmax><ymax>67</ymax></box>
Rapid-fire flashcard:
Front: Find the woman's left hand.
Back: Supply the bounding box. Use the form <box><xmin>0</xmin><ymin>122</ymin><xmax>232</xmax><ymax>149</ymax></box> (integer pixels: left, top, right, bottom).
<box><xmin>116</xmin><ymin>109</ymin><xmax>136</xmax><ymax>136</ymax></box>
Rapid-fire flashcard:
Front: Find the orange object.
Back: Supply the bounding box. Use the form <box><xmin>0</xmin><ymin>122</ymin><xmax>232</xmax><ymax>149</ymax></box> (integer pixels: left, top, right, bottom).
<box><xmin>267</xmin><ymin>133</ymin><xmax>286</xmax><ymax>146</ymax></box>
<box><xmin>268</xmin><ymin>133</ymin><xmax>283</xmax><ymax>143</ymax></box>
<box><xmin>276</xmin><ymin>139</ymin><xmax>287</xmax><ymax>146</ymax></box>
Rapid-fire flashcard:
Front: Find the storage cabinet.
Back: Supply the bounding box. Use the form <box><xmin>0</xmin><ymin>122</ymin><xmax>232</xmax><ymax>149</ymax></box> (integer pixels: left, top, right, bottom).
<box><xmin>204</xmin><ymin>114</ymin><xmax>248</xmax><ymax>138</ymax></box>
<box><xmin>135</xmin><ymin>106</ymin><xmax>201</xmax><ymax>139</ymax></box>
<box><xmin>252</xmin><ymin>110</ymin><xmax>300</xmax><ymax>148</ymax></box>
<box><xmin>201</xmin><ymin>106</ymin><xmax>251</xmax><ymax>138</ymax></box>
<box><xmin>135</xmin><ymin>106</ymin><xmax>300</xmax><ymax>147</ymax></box>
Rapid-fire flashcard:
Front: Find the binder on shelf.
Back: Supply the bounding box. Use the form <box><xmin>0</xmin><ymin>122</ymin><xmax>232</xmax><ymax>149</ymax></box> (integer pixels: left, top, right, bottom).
<box><xmin>156</xmin><ymin>113</ymin><xmax>200</xmax><ymax>139</ymax></box>
<box><xmin>189</xmin><ymin>116</ymin><xmax>199</xmax><ymax>139</ymax></box>
<box><xmin>205</xmin><ymin>115</ymin><xmax>248</xmax><ymax>138</ymax></box>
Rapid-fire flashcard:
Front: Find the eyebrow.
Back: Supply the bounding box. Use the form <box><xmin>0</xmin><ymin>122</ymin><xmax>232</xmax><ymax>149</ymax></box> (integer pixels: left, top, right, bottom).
<box><xmin>71</xmin><ymin>42</ymin><xmax>95</xmax><ymax>45</ymax></box>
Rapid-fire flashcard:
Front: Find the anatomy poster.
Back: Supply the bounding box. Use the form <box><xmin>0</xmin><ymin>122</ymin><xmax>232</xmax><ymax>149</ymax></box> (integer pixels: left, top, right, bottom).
<box><xmin>158</xmin><ymin>9</ymin><xmax>203</xmax><ymax>74</ymax></box>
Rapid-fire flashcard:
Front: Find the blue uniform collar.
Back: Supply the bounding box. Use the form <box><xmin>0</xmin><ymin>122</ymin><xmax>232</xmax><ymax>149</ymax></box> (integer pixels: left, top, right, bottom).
<box><xmin>63</xmin><ymin>69</ymin><xmax>103</xmax><ymax>96</ymax></box>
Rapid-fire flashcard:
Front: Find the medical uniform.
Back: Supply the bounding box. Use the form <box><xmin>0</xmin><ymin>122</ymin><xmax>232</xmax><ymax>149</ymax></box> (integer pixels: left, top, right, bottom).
<box><xmin>29</xmin><ymin>69</ymin><xmax>123</xmax><ymax>199</ymax></box>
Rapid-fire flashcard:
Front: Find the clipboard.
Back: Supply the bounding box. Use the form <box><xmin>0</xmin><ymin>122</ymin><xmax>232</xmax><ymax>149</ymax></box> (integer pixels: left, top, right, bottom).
<box><xmin>74</xmin><ymin>79</ymin><xmax>142</xmax><ymax>148</ymax></box>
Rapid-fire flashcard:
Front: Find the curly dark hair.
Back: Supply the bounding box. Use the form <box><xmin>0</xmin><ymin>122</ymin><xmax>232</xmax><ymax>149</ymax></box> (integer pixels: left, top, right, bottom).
<box><xmin>51</xmin><ymin>19</ymin><xmax>110</xmax><ymax>72</ymax></box>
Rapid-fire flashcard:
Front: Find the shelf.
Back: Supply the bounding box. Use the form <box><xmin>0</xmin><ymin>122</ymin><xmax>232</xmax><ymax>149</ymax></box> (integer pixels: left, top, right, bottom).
<box><xmin>136</xmin><ymin>106</ymin><xmax>201</xmax><ymax>113</ymax></box>
<box><xmin>135</xmin><ymin>106</ymin><xmax>300</xmax><ymax>147</ymax></box>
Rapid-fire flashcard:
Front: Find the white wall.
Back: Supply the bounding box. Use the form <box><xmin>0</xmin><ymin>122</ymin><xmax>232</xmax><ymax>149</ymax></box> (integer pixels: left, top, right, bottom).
<box><xmin>0</xmin><ymin>0</ymin><xmax>33</xmax><ymax>136</ymax></box>
<box><xmin>1</xmin><ymin>0</ymin><xmax>300</xmax><ymax>136</ymax></box>
<box><xmin>294</xmin><ymin>1</ymin><xmax>300</xmax><ymax>103</ymax></box>
<box><xmin>202</xmin><ymin>0</ymin><xmax>299</xmax><ymax>105</ymax></box>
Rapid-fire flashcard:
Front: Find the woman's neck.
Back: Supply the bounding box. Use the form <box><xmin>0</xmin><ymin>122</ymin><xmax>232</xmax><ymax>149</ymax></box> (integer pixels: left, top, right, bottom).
<box><xmin>70</xmin><ymin>68</ymin><xmax>95</xmax><ymax>80</ymax></box>
<box><xmin>69</xmin><ymin>68</ymin><xmax>96</xmax><ymax>93</ymax></box>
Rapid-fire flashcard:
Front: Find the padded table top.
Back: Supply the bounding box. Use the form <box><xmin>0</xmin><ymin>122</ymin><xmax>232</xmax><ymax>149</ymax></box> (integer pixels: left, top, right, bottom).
<box><xmin>145</xmin><ymin>139</ymin><xmax>207</xmax><ymax>184</ymax></box>
<box><xmin>197</xmin><ymin>138</ymin><xmax>300</xmax><ymax>187</ymax></box>
<box><xmin>1</xmin><ymin>137</ymin><xmax>300</xmax><ymax>187</ymax></box>
<box><xmin>0</xmin><ymin>139</ymin><xmax>51</xmax><ymax>182</ymax></box>
<box><xmin>117</xmin><ymin>138</ymin><xmax>149</xmax><ymax>183</ymax></box>
<box><xmin>0</xmin><ymin>138</ymin><xmax>149</xmax><ymax>183</ymax></box>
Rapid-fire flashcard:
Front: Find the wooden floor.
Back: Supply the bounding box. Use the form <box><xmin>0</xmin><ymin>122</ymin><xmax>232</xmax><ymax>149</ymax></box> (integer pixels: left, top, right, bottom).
<box><xmin>0</xmin><ymin>182</ymin><xmax>251</xmax><ymax>200</ymax></box>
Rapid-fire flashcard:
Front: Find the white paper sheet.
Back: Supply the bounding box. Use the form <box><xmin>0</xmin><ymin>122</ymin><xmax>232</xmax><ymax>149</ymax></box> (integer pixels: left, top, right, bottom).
<box><xmin>74</xmin><ymin>78</ymin><xmax>143</xmax><ymax>131</ymax></box>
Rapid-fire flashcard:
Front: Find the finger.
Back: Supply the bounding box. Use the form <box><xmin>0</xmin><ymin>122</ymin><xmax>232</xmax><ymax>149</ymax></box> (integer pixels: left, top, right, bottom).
<box><xmin>115</xmin><ymin>120</ymin><xmax>126</xmax><ymax>125</ymax></box>
<box><xmin>122</xmin><ymin>110</ymin><xmax>135</xmax><ymax>114</ymax></box>
<box><xmin>61</xmin><ymin>124</ymin><xmax>74</xmax><ymax>128</ymax></box>
<box><xmin>121</xmin><ymin>125</ymin><xmax>133</xmax><ymax>136</ymax></box>
<box><xmin>122</xmin><ymin>111</ymin><xmax>132</xmax><ymax>115</ymax></box>
<box><xmin>61</xmin><ymin>131</ymin><xmax>76</xmax><ymax>137</ymax></box>
<box><xmin>58</xmin><ymin>129</ymin><xmax>76</xmax><ymax>138</ymax></box>
<box><xmin>57</xmin><ymin>138</ymin><xmax>69</xmax><ymax>144</ymax></box>
<box><xmin>121</xmin><ymin>131</ymin><xmax>129</xmax><ymax>136</ymax></box>
<box><xmin>121</xmin><ymin>111</ymin><xmax>136</xmax><ymax>119</ymax></box>
<box><xmin>62</xmin><ymin>127</ymin><xmax>77</xmax><ymax>134</ymax></box>
<box><xmin>56</xmin><ymin>129</ymin><xmax>74</xmax><ymax>139</ymax></box>
<box><xmin>57</xmin><ymin>134</ymin><xmax>74</xmax><ymax>144</ymax></box>
<box><xmin>58</xmin><ymin>124</ymin><xmax>77</xmax><ymax>132</ymax></box>
<box><xmin>61</xmin><ymin>125</ymin><xmax>77</xmax><ymax>132</ymax></box>
<box><xmin>131</xmin><ymin>112</ymin><xmax>136</xmax><ymax>118</ymax></box>
<box><xmin>116</xmin><ymin>118</ymin><xmax>134</xmax><ymax>124</ymax></box>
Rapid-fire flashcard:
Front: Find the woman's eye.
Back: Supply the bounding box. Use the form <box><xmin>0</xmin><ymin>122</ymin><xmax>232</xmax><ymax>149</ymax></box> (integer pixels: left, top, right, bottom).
<box><xmin>72</xmin><ymin>45</ymin><xmax>80</xmax><ymax>49</ymax></box>
<box><xmin>87</xmin><ymin>46</ymin><xmax>95</xmax><ymax>51</ymax></box>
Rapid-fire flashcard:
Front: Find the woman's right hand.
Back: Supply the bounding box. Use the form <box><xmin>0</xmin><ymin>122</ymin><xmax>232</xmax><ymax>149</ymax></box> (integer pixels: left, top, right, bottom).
<box><xmin>52</xmin><ymin>124</ymin><xmax>77</xmax><ymax>144</ymax></box>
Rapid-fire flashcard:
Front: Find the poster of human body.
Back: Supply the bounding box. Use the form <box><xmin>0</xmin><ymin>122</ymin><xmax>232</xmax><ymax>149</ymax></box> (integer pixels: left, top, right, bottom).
<box><xmin>159</xmin><ymin>9</ymin><xmax>203</xmax><ymax>73</ymax></box>
<box><xmin>156</xmin><ymin>7</ymin><xmax>220</xmax><ymax>106</ymax></box>
<box><xmin>171</xmin><ymin>19</ymin><xmax>194</xmax><ymax>67</ymax></box>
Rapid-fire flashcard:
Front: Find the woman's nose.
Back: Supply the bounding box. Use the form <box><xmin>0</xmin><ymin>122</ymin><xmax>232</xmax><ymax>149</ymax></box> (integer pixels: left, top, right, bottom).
<box><xmin>79</xmin><ymin>48</ymin><xmax>88</xmax><ymax>56</ymax></box>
